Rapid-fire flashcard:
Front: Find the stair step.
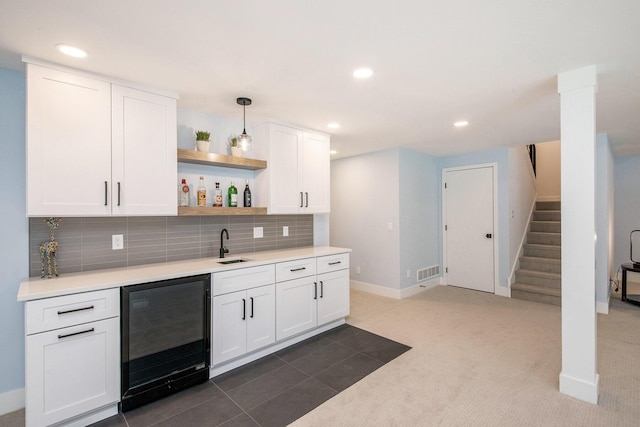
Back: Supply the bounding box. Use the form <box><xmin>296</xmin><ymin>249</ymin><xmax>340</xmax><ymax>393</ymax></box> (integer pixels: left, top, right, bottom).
<box><xmin>515</xmin><ymin>269</ymin><xmax>561</xmax><ymax>289</ymax></box>
<box><xmin>523</xmin><ymin>243</ymin><xmax>561</xmax><ymax>259</ymax></box>
<box><xmin>511</xmin><ymin>283</ymin><xmax>561</xmax><ymax>306</ymax></box>
<box><xmin>527</xmin><ymin>231</ymin><xmax>561</xmax><ymax>246</ymax></box>
<box><xmin>519</xmin><ymin>256</ymin><xmax>561</xmax><ymax>274</ymax></box>
<box><xmin>530</xmin><ymin>221</ymin><xmax>561</xmax><ymax>233</ymax></box>
<box><xmin>536</xmin><ymin>201</ymin><xmax>561</xmax><ymax>211</ymax></box>
<box><xmin>532</xmin><ymin>210</ymin><xmax>561</xmax><ymax>221</ymax></box>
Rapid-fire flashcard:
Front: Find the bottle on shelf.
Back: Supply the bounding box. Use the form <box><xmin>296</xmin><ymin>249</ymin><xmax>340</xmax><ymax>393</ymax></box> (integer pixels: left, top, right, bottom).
<box><xmin>228</xmin><ymin>182</ymin><xmax>238</xmax><ymax>207</ymax></box>
<box><xmin>243</xmin><ymin>179</ymin><xmax>252</xmax><ymax>207</ymax></box>
<box><xmin>178</xmin><ymin>178</ymin><xmax>190</xmax><ymax>207</ymax></box>
<box><xmin>213</xmin><ymin>182</ymin><xmax>223</xmax><ymax>207</ymax></box>
<box><xmin>197</xmin><ymin>176</ymin><xmax>207</xmax><ymax>207</ymax></box>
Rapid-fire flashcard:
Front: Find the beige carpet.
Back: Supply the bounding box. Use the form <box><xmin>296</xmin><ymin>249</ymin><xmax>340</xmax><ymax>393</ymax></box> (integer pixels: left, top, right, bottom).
<box><xmin>291</xmin><ymin>285</ymin><xmax>640</xmax><ymax>427</ymax></box>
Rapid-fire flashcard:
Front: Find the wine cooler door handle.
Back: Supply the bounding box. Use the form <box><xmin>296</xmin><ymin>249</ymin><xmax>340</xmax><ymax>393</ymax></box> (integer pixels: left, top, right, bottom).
<box><xmin>300</xmin><ymin>192</ymin><xmax>304</xmax><ymax>208</ymax></box>
<box><xmin>104</xmin><ymin>181</ymin><xmax>108</xmax><ymax>206</ymax></box>
<box><xmin>250</xmin><ymin>297</ymin><xmax>254</xmax><ymax>318</ymax></box>
<box><xmin>242</xmin><ymin>298</ymin><xmax>246</xmax><ymax>320</ymax></box>
<box><xmin>305</xmin><ymin>192</ymin><xmax>309</xmax><ymax>207</ymax></box>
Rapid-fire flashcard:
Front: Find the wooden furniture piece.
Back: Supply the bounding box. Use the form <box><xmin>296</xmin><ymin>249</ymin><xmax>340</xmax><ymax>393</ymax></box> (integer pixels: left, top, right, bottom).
<box><xmin>621</xmin><ymin>262</ymin><xmax>640</xmax><ymax>306</ymax></box>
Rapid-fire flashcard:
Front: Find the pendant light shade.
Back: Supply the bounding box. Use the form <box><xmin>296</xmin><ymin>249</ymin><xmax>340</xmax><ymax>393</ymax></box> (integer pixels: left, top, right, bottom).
<box><xmin>237</xmin><ymin>97</ymin><xmax>252</xmax><ymax>152</ymax></box>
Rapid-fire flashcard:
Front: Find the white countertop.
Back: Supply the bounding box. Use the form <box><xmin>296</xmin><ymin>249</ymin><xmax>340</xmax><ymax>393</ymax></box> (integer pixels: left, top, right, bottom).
<box><xmin>18</xmin><ymin>246</ymin><xmax>351</xmax><ymax>302</ymax></box>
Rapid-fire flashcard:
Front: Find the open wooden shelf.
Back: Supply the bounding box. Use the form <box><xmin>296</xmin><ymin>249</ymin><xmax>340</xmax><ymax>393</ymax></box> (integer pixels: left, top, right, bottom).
<box><xmin>178</xmin><ymin>206</ymin><xmax>267</xmax><ymax>216</ymax></box>
<box><xmin>177</xmin><ymin>149</ymin><xmax>267</xmax><ymax>170</ymax></box>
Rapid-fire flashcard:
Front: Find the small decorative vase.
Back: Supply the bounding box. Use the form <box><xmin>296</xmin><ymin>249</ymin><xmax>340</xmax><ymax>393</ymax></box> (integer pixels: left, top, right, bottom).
<box><xmin>231</xmin><ymin>147</ymin><xmax>243</xmax><ymax>157</ymax></box>
<box><xmin>195</xmin><ymin>140</ymin><xmax>210</xmax><ymax>152</ymax></box>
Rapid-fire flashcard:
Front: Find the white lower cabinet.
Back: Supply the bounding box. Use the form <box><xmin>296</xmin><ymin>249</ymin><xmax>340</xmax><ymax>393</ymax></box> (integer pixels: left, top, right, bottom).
<box><xmin>212</xmin><ymin>284</ymin><xmax>276</xmax><ymax>365</ymax></box>
<box><xmin>276</xmin><ymin>253</ymin><xmax>350</xmax><ymax>341</ymax></box>
<box><xmin>25</xmin><ymin>317</ymin><xmax>119</xmax><ymax>427</ymax></box>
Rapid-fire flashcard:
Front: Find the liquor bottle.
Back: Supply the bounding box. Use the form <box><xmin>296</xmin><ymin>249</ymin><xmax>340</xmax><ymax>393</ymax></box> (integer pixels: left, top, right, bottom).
<box><xmin>213</xmin><ymin>182</ymin><xmax>223</xmax><ymax>207</ymax></box>
<box><xmin>178</xmin><ymin>178</ymin><xmax>190</xmax><ymax>207</ymax></box>
<box><xmin>197</xmin><ymin>176</ymin><xmax>207</xmax><ymax>207</ymax></box>
<box><xmin>243</xmin><ymin>179</ymin><xmax>252</xmax><ymax>207</ymax></box>
<box><xmin>228</xmin><ymin>182</ymin><xmax>238</xmax><ymax>207</ymax></box>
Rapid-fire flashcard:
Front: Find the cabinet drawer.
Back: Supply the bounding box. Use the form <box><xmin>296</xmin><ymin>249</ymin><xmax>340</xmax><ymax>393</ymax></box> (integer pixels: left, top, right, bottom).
<box><xmin>213</xmin><ymin>264</ymin><xmax>275</xmax><ymax>296</ymax></box>
<box><xmin>275</xmin><ymin>257</ymin><xmax>316</xmax><ymax>282</ymax></box>
<box><xmin>317</xmin><ymin>253</ymin><xmax>350</xmax><ymax>274</ymax></box>
<box><xmin>25</xmin><ymin>288</ymin><xmax>119</xmax><ymax>335</ymax></box>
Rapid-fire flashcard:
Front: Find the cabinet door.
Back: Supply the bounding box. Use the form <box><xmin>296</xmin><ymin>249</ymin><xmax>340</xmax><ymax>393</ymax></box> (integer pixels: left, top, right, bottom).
<box><xmin>111</xmin><ymin>85</ymin><xmax>177</xmax><ymax>215</ymax></box>
<box><xmin>246</xmin><ymin>285</ymin><xmax>276</xmax><ymax>353</ymax></box>
<box><xmin>301</xmin><ymin>132</ymin><xmax>330</xmax><ymax>213</ymax></box>
<box><xmin>27</xmin><ymin>64</ymin><xmax>112</xmax><ymax>216</ymax></box>
<box><xmin>317</xmin><ymin>270</ymin><xmax>350</xmax><ymax>326</ymax></box>
<box><xmin>276</xmin><ymin>277</ymin><xmax>318</xmax><ymax>341</ymax></box>
<box><xmin>212</xmin><ymin>291</ymin><xmax>247</xmax><ymax>365</ymax></box>
<box><xmin>25</xmin><ymin>317</ymin><xmax>119</xmax><ymax>427</ymax></box>
<box><xmin>267</xmin><ymin>124</ymin><xmax>303</xmax><ymax>213</ymax></box>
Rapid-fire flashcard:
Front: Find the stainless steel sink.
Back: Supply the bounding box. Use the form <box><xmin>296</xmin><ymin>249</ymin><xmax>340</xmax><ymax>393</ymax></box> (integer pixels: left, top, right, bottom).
<box><xmin>217</xmin><ymin>258</ymin><xmax>250</xmax><ymax>265</ymax></box>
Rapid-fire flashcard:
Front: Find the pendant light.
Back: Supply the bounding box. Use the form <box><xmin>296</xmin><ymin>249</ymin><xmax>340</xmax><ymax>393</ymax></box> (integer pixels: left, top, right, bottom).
<box><xmin>236</xmin><ymin>97</ymin><xmax>252</xmax><ymax>152</ymax></box>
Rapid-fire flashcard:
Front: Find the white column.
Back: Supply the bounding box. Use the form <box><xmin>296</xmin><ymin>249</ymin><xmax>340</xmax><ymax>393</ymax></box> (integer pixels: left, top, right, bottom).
<box><xmin>557</xmin><ymin>65</ymin><xmax>599</xmax><ymax>404</ymax></box>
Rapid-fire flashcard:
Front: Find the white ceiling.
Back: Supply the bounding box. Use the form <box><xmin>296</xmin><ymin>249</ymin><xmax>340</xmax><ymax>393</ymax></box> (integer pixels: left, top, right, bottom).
<box><xmin>1</xmin><ymin>0</ymin><xmax>639</xmax><ymax>159</ymax></box>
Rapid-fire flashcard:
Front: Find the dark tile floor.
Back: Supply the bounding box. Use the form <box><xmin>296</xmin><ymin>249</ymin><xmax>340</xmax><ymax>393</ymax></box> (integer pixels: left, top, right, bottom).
<box><xmin>91</xmin><ymin>324</ymin><xmax>410</xmax><ymax>427</ymax></box>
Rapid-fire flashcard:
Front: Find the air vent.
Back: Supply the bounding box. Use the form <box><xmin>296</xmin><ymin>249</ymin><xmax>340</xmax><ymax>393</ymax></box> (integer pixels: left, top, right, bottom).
<box><xmin>417</xmin><ymin>265</ymin><xmax>440</xmax><ymax>282</ymax></box>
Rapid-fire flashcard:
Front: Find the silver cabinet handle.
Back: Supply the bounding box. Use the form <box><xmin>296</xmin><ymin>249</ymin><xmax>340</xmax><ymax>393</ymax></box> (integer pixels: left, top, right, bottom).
<box><xmin>290</xmin><ymin>267</ymin><xmax>306</xmax><ymax>272</ymax></box>
<box><xmin>328</xmin><ymin>261</ymin><xmax>341</xmax><ymax>266</ymax></box>
<box><xmin>104</xmin><ymin>181</ymin><xmax>108</xmax><ymax>206</ymax></box>
<box><xmin>313</xmin><ymin>282</ymin><xmax>317</xmax><ymax>300</ymax></box>
<box><xmin>305</xmin><ymin>192</ymin><xmax>309</xmax><ymax>207</ymax></box>
<box><xmin>320</xmin><ymin>281</ymin><xmax>324</xmax><ymax>298</ymax></box>
<box><xmin>300</xmin><ymin>192</ymin><xmax>303</xmax><ymax>208</ymax></box>
<box><xmin>117</xmin><ymin>182</ymin><xmax>121</xmax><ymax>206</ymax></box>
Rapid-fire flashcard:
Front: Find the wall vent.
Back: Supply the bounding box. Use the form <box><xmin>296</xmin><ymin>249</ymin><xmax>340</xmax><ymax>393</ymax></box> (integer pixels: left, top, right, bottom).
<box><xmin>417</xmin><ymin>265</ymin><xmax>440</xmax><ymax>282</ymax></box>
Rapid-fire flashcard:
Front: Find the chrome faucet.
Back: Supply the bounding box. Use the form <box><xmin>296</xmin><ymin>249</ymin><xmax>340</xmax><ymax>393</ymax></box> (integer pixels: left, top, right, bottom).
<box><xmin>220</xmin><ymin>228</ymin><xmax>229</xmax><ymax>258</ymax></box>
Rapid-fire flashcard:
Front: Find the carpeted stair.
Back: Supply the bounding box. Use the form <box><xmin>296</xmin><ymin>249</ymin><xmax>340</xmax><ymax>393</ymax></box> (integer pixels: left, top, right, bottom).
<box><xmin>512</xmin><ymin>201</ymin><xmax>561</xmax><ymax>305</ymax></box>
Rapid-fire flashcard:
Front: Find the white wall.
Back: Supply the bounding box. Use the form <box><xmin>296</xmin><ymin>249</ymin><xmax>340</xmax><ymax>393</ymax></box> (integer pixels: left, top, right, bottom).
<box><xmin>595</xmin><ymin>134</ymin><xmax>614</xmax><ymax>312</ymax></box>
<box><xmin>613</xmin><ymin>154</ymin><xmax>640</xmax><ymax>276</ymax></box>
<box><xmin>508</xmin><ymin>146</ymin><xmax>538</xmax><ymax>285</ymax></box>
<box><xmin>398</xmin><ymin>149</ymin><xmax>440</xmax><ymax>290</ymax></box>
<box><xmin>536</xmin><ymin>140</ymin><xmax>561</xmax><ymax>201</ymax></box>
<box><xmin>330</xmin><ymin>149</ymin><xmax>401</xmax><ymax>289</ymax></box>
<box><xmin>0</xmin><ymin>68</ymin><xmax>28</xmax><ymax>413</ymax></box>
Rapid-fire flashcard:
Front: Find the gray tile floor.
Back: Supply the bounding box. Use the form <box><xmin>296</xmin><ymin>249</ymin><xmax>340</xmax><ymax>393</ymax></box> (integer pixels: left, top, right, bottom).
<box><xmin>89</xmin><ymin>324</ymin><xmax>411</xmax><ymax>427</ymax></box>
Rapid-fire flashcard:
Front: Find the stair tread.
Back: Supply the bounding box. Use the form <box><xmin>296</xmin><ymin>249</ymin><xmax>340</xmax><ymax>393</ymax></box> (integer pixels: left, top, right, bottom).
<box><xmin>528</xmin><ymin>231</ymin><xmax>561</xmax><ymax>235</ymax></box>
<box><xmin>516</xmin><ymin>269</ymin><xmax>561</xmax><ymax>279</ymax></box>
<box><xmin>520</xmin><ymin>256</ymin><xmax>561</xmax><ymax>264</ymax></box>
<box><xmin>512</xmin><ymin>283</ymin><xmax>562</xmax><ymax>297</ymax></box>
<box><xmin>530</xmin><ymin>220</ymin><xmax>561</xmax><ymax>224</ymax></box>
<box><xmin>524</xmin><ymin>243</ymin><xmax>561</xmax><ymax>249</ymax></box>
<box><xmin>534</xmin><ymin>209</ymin><xmax>561</xmax><ymax>213</ymax></box>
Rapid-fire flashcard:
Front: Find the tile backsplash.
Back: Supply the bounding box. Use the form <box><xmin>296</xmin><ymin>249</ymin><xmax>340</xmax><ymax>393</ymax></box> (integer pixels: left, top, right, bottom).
<box><xmin>29</xmin><ymin>215</ymin><xmax>313</xmax><ymax>277</ymax></box>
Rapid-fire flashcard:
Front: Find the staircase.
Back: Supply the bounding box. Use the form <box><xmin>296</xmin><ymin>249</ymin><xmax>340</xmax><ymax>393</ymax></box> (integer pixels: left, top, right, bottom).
<box><xmin>511</xmin><ymin>201</ymin><xmax>561</xmax><ymax>305</ymax></box>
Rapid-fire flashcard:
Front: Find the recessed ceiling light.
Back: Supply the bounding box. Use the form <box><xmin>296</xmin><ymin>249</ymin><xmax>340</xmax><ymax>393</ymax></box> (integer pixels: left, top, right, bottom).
<box><xmin>353</xmin><ymin>68</ymin><xmax>373</xmax><ymax>79</ymax></box>
<box><xmin>328</xmin><ymin>122</ymin><xmax>340</xmax><ymax>129</ymax></box>
<box><xmin>330</xmin><ymin>150</ymin><xmax>338</xmax><ymax>155</ymax></box>
<box><xmin>56</xmin><ymin>44</ymin><xmax>88</xmax><ymax>58</ymax></box>
<box><xmin>454</xmin><ymin>121</ymin><xmax>469</xmax><ymax>127</ymax></box>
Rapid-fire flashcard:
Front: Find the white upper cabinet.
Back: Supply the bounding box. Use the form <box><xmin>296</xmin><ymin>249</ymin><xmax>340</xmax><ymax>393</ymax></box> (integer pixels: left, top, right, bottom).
<box><xmin>26</xmin><ymin>61</ymin><xmax>178</xmax><ymax>216</ymax></box>
<box><xmin>253</xmin><ymin>122</ymin><xmax>330</xmax><ymax>214</ymax></box>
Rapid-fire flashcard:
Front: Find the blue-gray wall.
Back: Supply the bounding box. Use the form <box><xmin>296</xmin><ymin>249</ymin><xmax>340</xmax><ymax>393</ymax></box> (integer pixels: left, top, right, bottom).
<box><xmin>0</xmin><ymin>68</ymin><xmax>27</xmax><ymax>396</ymax></box>
<box><xmin>614</xmin><ymin>154</ymin><xmax>640</xmax><ymax>274</ymax></box>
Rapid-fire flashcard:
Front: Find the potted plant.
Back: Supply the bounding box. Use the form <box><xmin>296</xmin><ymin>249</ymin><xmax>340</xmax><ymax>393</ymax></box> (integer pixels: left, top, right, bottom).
<box><xmin>229</xmin><ymin>136</ymin><xmax>243</xmax><ymax>157</ymax></box>
<box><xmin>195</xmin><ymin>130</ymin><xmax>211</xmax><ymax>152</ymax></box>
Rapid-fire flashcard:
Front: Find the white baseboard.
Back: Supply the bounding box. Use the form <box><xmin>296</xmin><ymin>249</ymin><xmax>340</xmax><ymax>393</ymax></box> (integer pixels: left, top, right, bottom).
<box><xmin>559</xmin><ymin>372</ymin><xmax>599</xmax><ymax>404</ymax></box>
<box><xmin>350</xmin><ymin>277</ymin><xmax>441</xmax><ymax>300</ymax></box>
<box><xmin>596</xmin><ymin>299</ymin><xmax>609</xmax><ymax>314</ymax></box>
<box><xmin>0</xmin><ymin>388</ymin><xmax>24</xmax><ymax>416</ymax></box>
<box><xmin>495</xmin><ymin>284</ymin><xmax>510</xmax><ymax>298</ymax></box>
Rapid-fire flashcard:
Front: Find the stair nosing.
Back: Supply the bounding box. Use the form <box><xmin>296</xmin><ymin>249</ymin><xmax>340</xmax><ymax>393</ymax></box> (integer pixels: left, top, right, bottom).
<box><xmin>523</xmin><ymin>243</ymin><xmax>561</xmax><ymax>249</ymax></box>
<box><xmin>515</xmin><ymin>269</ymin><xmax>561</xmax><ymax>279</ymax></box>
<box><xmin>520</xmin><ymin>256</ymin><xmax>561</xmax><ymax>264</ymax></box>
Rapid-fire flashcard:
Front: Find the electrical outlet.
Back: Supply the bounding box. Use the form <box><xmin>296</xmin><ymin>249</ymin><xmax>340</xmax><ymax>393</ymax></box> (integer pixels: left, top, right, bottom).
<box><xmin>356</xmin><ymin>266</ymin><xmax>361</xmax><ymax>275</ymax></box>
<box><xmin>283</xmin><ymin>226</ymin><xmax>289</xmax><ymax>237</ymax></box>
<box><xmin>253</xmin><ymin>227</ymin><xmax>263</xmax><ymax>238</ymax></box>
<box><xmin>387</xmin><ymin>222</ymin><xmax>393</xmax><ymax>231</ymax></box>
<box><xmin>112</xmin><ymin>234</ymin><xmax>124</xmax><ymax>250</ymax></box>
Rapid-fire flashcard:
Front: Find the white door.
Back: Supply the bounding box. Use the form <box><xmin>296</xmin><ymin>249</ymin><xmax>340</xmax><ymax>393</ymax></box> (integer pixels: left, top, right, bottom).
<box><xmin>444</xmin><ymin>166</ymin><xmax>495</xmax><ymax>293</ymax></box>
<box><xmin>111</xmin><ymin>85</ymin><xmax>177</xmax><ymax>215</ymax></box>
<box><xmin>246</xmin><ymin>285</ymin><xmax>276</xmax><ymax>353</ymax></box>
<box><xmin>301</xmin><ymin>132</ymin><xmax>330</xmax><ymax>213</ymax></box>
<box><xmin>212</xmin><ymin>291</ymin><xmax>247</xmax><ymax>364</ymax></box>
<box><xmin>275</xmin><ymin>277</ymin><xmax>318</xmax><ymax>341</ymax></box>
<box><xmin>26</xmin><ymin>65</ymin><xmax>112</xmax><ymax>216</ymax></box>
<box><xmin>268</xmin><ymin>124</ymin><xmax>303</xmax><ymax>213</ymax></box>
<box><xmin>317</xmin><ymin>270</ymin><xmax>350</xmax><ymax>326</ymax></box>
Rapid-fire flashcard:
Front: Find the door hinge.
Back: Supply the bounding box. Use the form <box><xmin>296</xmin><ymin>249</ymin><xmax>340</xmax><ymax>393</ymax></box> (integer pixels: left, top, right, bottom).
<box><xmin>444</xmin><ymin>182</ymin><xmax>447</xmax><ymax>189</ymax></box>
<box><xmin>445</xmin><ymin>225</ymin><xmax>447</xmax><ymax>231</ymax></box>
